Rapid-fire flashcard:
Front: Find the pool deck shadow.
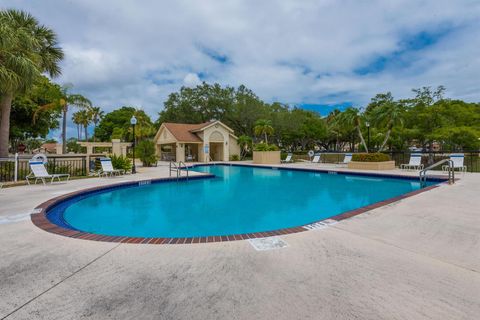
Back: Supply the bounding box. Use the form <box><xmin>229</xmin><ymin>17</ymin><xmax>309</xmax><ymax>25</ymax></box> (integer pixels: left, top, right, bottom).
<box><xmin>0</xmin><ymin>162</ymin><xmax>479</xmax><ymax>319</ymax></box>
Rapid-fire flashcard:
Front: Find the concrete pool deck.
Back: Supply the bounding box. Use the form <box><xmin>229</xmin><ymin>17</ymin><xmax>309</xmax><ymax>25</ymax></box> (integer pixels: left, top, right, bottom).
<box><xmin>0</xmin><ymin>162</ymin><xmax>479</xmax><ymax>319</ymax></box>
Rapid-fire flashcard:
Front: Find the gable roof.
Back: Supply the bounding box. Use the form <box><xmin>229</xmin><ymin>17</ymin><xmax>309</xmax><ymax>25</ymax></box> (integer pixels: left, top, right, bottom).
<box><xmin>190</xmin><ymin>120</ymin><xmax>234</xmax><ymax>133</ymax></box>
<box><xmin>161</xmin><ymin>122</ymin><xmax>212</xmax><ymax>142</ymax></box>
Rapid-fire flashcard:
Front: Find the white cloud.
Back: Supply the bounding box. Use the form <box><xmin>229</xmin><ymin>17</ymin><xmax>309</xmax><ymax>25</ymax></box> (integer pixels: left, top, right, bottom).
<box><xmin>183</xmin><ymin>73</ymin><xmax>201</xmax><ymax>87</ymax></box>
<box><xmin>3</xmin><ymin>0</ymin><xmax>479</xmax><ymax>126</ymax></box>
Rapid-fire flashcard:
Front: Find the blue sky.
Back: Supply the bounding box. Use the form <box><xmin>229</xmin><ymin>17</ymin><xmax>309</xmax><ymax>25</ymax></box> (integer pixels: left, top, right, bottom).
<box><xmin>3</xmin><ymin>0</ymin><xmax>480</xmax><ymax>139</ymax></box>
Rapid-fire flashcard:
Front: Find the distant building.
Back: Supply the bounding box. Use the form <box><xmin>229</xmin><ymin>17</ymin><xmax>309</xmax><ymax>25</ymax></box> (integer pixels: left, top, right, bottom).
<box><xmin>33</xmin><ymin>143</ymin><xmax>58</xmax><ymax>154</ymax></box>
<box><xmin>153</xmin><ymin>120</ymin><xmax>240</xmax><ymax>162</ymax></box>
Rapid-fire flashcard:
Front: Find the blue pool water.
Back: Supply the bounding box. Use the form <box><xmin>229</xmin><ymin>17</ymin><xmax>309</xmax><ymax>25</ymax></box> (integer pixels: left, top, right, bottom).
<box><xmin>59</xmin><ymin>165</ymin><xmax>437</xmax><ymax>238</ymax></box>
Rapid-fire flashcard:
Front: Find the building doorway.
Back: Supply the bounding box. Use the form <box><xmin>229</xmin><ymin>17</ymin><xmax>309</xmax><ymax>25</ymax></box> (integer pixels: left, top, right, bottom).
<box><xmin>185</xmin><ymin>144</ymin><xmax>199</xmax><ymax>162</ymax></box>
<box><xmin>209</xmin><ymin>142</ymin><xmax>224</xmax><ymax>161</ymax></box>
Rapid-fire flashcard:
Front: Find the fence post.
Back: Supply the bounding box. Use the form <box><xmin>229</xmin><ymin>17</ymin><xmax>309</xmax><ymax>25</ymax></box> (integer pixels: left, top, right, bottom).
<box><xmin>82</xmin><ymin>156</ymin><xmax>87</xmax><ymax>176</ymax></box>
<box><xmin>14</xmin><ymin>153</ymin><xmax>18</xmax><ymax>182</ymax></box>
<box><xmin>470</xmin><ymin>152</ymin><xmax>473</xmax><ymax>173</ymax></box>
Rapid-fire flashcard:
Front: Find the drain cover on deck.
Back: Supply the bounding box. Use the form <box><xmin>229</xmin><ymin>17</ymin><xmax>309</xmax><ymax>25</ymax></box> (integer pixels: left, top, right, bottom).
<box><xmin>248</xmin><ymin>237</ymin><xmax>288</xmax><ymax>251</ymax></box>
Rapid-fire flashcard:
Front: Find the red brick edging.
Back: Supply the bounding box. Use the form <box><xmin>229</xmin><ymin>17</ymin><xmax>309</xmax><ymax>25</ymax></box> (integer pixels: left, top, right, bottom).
<box><xmin>30</xmin><ymin>172</ymin><xmax>444</xmax><ymax>245</ymax></box>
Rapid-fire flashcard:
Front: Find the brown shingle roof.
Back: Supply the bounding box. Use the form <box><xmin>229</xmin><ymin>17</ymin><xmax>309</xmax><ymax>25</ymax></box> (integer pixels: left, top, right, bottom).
<box><xmin>162</xmin><ymin>122</ymin><xmax>212</xmax><ymax>142</ymax></box>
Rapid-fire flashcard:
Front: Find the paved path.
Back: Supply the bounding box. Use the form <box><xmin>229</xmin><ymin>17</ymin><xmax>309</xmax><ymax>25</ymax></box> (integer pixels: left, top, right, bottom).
<box><xmin>1</xmin><ymin>163</ymin><xmax>479</xmax><ymax>319</ymax></box>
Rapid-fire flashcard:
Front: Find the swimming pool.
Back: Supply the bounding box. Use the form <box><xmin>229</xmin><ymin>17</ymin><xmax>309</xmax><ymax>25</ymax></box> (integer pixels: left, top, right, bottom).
<box><xmin>38</xmin><ymin>165</ymin><xmax>440</xmax><ymax>241</ymax></box>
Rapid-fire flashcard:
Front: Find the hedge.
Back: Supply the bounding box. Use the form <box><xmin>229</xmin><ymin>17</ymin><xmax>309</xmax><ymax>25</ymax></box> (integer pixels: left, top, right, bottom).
<box><xmin>253</xmin><ymin>143</ymin><xmax>279</xmax><ymax>151</ymax></box>
<box><xmin>351</xmin><ymin>153</ymin><xmax>391</xmax><ymax>162</ymax></box>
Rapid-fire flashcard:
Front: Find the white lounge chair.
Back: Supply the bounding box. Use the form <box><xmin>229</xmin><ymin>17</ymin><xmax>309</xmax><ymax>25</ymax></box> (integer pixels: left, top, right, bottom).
<box><xmin>26</xmin><ymin>161</ymin><xmax>70</xmax><ymax>185</ymax></box>
<box><xmin>400</xmin><ymin>154</ymin><xmax>423</xmax><ymax>170</ymax></box>
<box><xmin>311</xmin><ymin>153</ymin><xmax>321</xmax><ymax>163</ymax></box>
<box><xmin>442</xmin><ymin>154</ymin><xmax>467</xmax><ymax>173</ymax></box>
<box><xmin>281</xmin><ymin>153</ymin><xmax>293</xmax><ymax>163</ymax></box>
<box><xmin>100</xmin><ymin>158</ymin><xmax>125</xmax><ymax>177</ymax></box>
<box><xmin>338</xmin><ymin>153</ymin><xmax>352</xmax><ymax>166</ymax></box>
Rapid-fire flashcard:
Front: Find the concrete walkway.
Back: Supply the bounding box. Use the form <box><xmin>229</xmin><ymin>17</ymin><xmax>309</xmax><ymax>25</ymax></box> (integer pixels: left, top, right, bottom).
<box><xmin>0</xmin><ymin>162</ymin><xmax>479</xmax><ymax>319</ymax></box>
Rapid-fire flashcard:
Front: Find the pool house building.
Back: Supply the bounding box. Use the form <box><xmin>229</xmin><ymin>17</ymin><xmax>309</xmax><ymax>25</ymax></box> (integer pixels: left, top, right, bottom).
<box><xmin>153</xmin><ymin>120</ymin><xmax>240</xmax><ymax>162</ymax></box>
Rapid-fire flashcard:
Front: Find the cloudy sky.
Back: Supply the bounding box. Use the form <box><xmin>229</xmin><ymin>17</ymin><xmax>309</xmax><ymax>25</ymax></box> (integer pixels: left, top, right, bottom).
<box><xmin>4</xmin><ymin>0</ymin><xmax>480</xmax><ymax>138</ymax></box>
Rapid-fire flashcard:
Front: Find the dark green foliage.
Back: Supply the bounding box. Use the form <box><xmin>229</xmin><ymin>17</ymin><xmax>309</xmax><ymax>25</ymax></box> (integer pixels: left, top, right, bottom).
<box><xmin>95</xmin><ymin>107</ymin><xmax>154</xmax><ymax>142</ymax></box>
<box><xmin>109</xmin><ymin>154</ymin><xmax>132</xmax><ymax>171</ymax></box>
<box><xmin>253</xmin><ymin>143</ymin><xmax>279</xmax><ymax>151</ymax></box>
<box><xmin>136</xmin><ymin>140</ymin><xmax>157</xmax><ymax>167</ymax></box>
<box><xmin>9</xmin><ymin>76</ymin><xmax>62</xmax><ymax>145</ymax></box>
<box><xmin>229</xmin><ymin>154</ymin><xmax>240</xmax><ymax>161</ymax></box>
<box><xmin>352</xmin><ymin>153</ymin><xmax>391</xmax><ymax>162</ymax></box>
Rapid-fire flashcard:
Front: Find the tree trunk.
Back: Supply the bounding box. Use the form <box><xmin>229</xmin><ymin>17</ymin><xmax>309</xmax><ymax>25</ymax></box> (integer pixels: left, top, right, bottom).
<box><xmin>84</xmin><ymin>125</ymin><xmax>88</xmax><ymax>142</ymax></box>
<box><xmin>356</xmin><ymin>126</ymin><xmax>368</xmax><ymax>153</ymax></box>
<box><xmin>62</xmin><ymin>106</ymin><xmax>68</xmax><ymax>153</ymax></box>
<box><xmin>264</xmin><ymin>132</ymin><xmax>268</xmax><ymax>144</ymax></box>
<box><xmin>0</xmin><ymin>93</ymin><xmax>14</xmax><ymax>157</ymax></box>
<box><xmin>378</xmin><ymin>128</ymin><xmax>392</xmax><ymax>152</ymax></box>
<box><xmin>93</xmin><ymin>123</ymin><xmax>97</xmax><ymax>142</ymax></box>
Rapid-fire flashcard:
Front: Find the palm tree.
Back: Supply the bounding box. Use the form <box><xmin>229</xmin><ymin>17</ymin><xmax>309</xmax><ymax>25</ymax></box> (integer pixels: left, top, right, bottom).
<box><xmin>0</xmin><ymin>9</ymin><xmax>63</xmax><ymax>157</ymax></box>
<box><xmin>72</xmin><ymin>111</ymin><xmax>83</xmax><ymax>140</ymax></box>
<box><xmin>34</xmin><ymin>85</ymin><xmax>91</xmax><ymax>152</ymax></box>
<box><xmin>371</xmin><ymin>101</ymin><xmax>405</xmax><ymax>151</ymax></box>
<box><xmin>76</xmin><ymin>109</ymin><xmax>90</xmax><ymax>141</ymax></box>
<box><xmin>254</xmin><ymin>119</ymin><xmax>274</xmax><ymax>144</ymax></box>
<box><xmin>89</xmin><ymin>106</ymin><xmax>104</xmax><ymax>142</ymax></box>
<box><xmin>237</xmin><ymin>135</ymin><xmax>253</xmax><ymax>159</ymax></box>
<box><xmin>336</xmin><ymin>107</ymin><xmax>369</xmax><ymax>152</ymax></box>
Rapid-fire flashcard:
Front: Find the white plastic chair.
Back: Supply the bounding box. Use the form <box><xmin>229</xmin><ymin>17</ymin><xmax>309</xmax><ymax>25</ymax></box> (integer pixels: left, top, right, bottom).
<box><xmin>26</xmin><ymin>161</ymin><xmax>70</xmax><ymax>185</ymax></box>
<box><xmin>400</xmin><ymin>154</ymin><xmax>423</xmax><ymax>170</ymax></box>
<box><xmin>338</xmin><ymin>153</ymin><xmax>352</xmax><ymax>166</ymax></box>
<box><xmin>442</xmin><ymin>154</ymin><xmax>467</xmax><ymax>173</ymax></box>
<box><xmin>100</xmin><ymin>158</ymin><xmax>125</xmax><ymax>177</ymax></box>
<box><xmin>311</xmin><ymin>154</ymin><xmax>321</xmax><ymax>163</ymax></box>
<box><xmin>281</xmin><ymin>153</ymin><xmax>293</xmax><ymax>163</ymax></box>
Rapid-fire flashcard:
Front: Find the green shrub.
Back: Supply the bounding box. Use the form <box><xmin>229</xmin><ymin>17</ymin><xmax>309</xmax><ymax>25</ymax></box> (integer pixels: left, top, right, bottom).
<box><xmin>229</xmin><ymin>154</ymin><xmax>240</xmax><ymax>161</ymax></box>
<box><xmin>109</xmin><ymin>154</ymin><xmax>132</xmax><ymax>171</ymax></box>
<box><xmin>136</xmin><ymin>140</ymin><xmax>157</xmax><ymax>167</ymax></box>
<box><xmin>352</xmin><ymin>153</ymin><xmax>391</xmax><ymax>162</ymax></box>
<box><xmin>253</xmin><ymin>143</ymin><xmax>279</xmax><ymax>151</ymax></box>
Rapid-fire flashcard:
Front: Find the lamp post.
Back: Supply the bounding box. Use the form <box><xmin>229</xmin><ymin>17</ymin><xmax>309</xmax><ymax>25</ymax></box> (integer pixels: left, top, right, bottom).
<box><xmin>366</xmin><ymin>121</ymin><xmax>370</xmax><ymax>152</ymax></box>
<box><xmin>130</xmin><ymin>115</ymin><xmax>137</xmax><ymax>174</ymax></box>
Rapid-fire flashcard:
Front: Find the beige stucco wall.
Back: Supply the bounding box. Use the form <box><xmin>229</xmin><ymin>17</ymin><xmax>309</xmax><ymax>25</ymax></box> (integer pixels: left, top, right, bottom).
<box><xmin>155</xmin><ymin>127</ymin><xmax>177</xmax><ymax>146</ymax></box>
<box><xmin>229</xmin><ymin>135</ymin><xmax>240</xmax><ymax>158</ymax></box>
<box><xmin>253</xmin><ymin>151</ymin><xmax>281</xmax><ymax>164</ymax></box>
<box><xmin>176</xmin><ymin>143</ymin><xmax>185</xmax><ymax>162</ymax></box>
<box><xmin>348</xmin><ymin>161</ymin><xmax>395</xmax><ymax>170</ymax></box>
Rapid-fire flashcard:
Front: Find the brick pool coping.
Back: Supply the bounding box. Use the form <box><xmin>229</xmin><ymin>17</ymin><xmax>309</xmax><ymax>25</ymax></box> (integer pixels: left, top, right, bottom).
<box><xmin>31</xmin><ymin>166</ymin><xmax>448</xmax><ymax>245</ymax></box>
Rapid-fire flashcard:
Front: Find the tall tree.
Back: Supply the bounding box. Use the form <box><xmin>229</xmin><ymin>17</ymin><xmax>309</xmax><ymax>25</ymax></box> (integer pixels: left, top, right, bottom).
<box><xmin>95</xmin><ymin>106</ymin><xmax>154</xmax><ymax>142</ymax></box>
<box><xmin>0</xmin><ymin>9</ymin><xmax>63</xmax><ymax>156</ymax></box>
<box><xmin>89</xmin><ymin>106</ymin><xmax>104</xmax><ymax>142</ymax></box>
<box><xmin>368</xmin><ymin>93</ymin><xmax>405</xmax><ymax>151</ymax></box>
<box><xmin>34</xmin><ymin>85</ymin><xmax>91</xmax><ymax>152</ymax></box>
<box><xmin>75</xmin><ymin>109</ymin><xmax>90</xmax><ymax>141</ymax></box>
<box><xmin>336</xmin><ymin>107</ymin><xmax>369</xmax><ymax>152</ymax></box>
<box><xmin>72</xmin><ymin>111</ymin><xmax>83</xmax><ymax>140</ymax></box>
<box><xmin>237</xmin><ymin>135</ymin><xmax>252</xmax><ymax>159</ymax></box>
<box><xmin>9</xmin><ymin>76</ymin><xmax>62</xmax><ymax>149</ymax></box>
<box><xmin>254</xmin><ymin>119</ymin><xmax>274</xmax><ymax>144</ymax></box>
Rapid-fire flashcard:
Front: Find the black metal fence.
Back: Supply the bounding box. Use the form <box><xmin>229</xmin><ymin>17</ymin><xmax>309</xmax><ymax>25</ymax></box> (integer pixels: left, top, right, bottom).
<box><xmin>288</xmin><ymin>151</ymin><xmax>480</xmax><ymax>173</ymax></box>
<box><xmin>386</xmin><ymin>151</ymin><xmax>480</xmax><ymax>172</ymax></box>
<box><xmin>0</xmin><ymin>155</ymin><xmax>88</xmax><ymax>183</ymax></box>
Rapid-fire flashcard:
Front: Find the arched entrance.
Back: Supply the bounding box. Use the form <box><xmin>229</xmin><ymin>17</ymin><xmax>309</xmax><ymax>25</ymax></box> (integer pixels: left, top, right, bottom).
<box><xmin>208</xmin><ymin>131</ymin><xmax>225</xmax><ymax>161</ymax></box>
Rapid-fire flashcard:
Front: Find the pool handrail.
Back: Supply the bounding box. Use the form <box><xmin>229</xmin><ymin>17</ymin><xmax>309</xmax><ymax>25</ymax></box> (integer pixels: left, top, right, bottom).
<box><xmin>419</xmin><ymin>158</ymin><xmax>454</xmax><ymax>187</ymax></box>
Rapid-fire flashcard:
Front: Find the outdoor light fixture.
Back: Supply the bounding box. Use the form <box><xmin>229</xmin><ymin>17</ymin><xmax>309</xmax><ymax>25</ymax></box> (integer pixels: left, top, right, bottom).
<box><xmin>130</xmin><ymin>115</ymin><xmax>137</xmax><ymax>174</ymax></box>
<box><xmin>365</xmin><ymin>121</ymin><xmax>371</xmax><ymax>152</ymax></box>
